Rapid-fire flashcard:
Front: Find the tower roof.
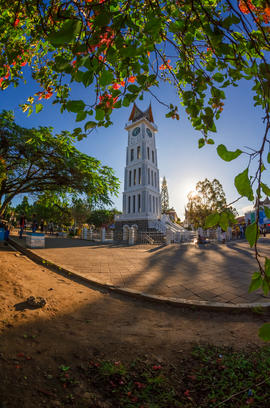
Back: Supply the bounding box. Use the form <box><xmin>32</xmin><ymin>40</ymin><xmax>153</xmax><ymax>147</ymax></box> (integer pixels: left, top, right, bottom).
<box><xmin>129</xmin><ymin>103</ymin><xmax>154</xmax><ymax>123</ymax></box>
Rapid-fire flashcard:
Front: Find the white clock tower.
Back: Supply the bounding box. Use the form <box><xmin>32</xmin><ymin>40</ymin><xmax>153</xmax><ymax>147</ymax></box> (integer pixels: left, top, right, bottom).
<box><xmin>118</xmin><ymin>103</ymin><xmax>161</xmax><ymax>227</ymax></box>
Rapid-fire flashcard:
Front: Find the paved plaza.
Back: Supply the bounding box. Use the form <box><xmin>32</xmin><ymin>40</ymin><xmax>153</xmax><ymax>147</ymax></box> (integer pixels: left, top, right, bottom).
<box><xmin>9</xmin><ymin>235</ymin><xmax>270</xmax><ymax>305</ymax></box>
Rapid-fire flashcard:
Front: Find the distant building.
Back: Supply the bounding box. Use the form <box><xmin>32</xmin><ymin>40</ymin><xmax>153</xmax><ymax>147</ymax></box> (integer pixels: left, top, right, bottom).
<box><xmin>245</xmin><ymin>197</ymin><xmax>270</xmax><ymax>226</ymax></box>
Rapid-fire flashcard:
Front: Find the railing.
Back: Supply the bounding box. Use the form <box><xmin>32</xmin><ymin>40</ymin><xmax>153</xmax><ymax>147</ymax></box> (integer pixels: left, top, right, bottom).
<box><xmin>139</xmin><ymin>231</ymin><xmax>165</xmax><ymax>244</ymax></box>
<box><xmin>81</xmin><ymin>228</ymin><xmax>114</xmax><ymax>242</ymax></box>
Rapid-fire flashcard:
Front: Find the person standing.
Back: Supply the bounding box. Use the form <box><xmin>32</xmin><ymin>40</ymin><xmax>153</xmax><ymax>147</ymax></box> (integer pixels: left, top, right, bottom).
<box><xmin>31</xmin><ymin>214</ymin><xmax>38</xmax><ymax>233</ymax></box>
<box><xmin>40</xmin><ymin>219</ymin><xmax>44</xmax><ymax>232</ymax></box>
<box><xmin>49</xmin><ymin>220</ymin><xmax>54</xmax><ymax>235</ymax></box>
<box><xmin>19</xmin><ymin>215</ymin><xmax>26</xmax><ymax>239</ymax></box>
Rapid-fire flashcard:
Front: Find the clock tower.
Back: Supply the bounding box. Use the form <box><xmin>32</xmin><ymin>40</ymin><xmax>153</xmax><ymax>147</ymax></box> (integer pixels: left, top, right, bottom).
<box><xmin>115</xmin><ymin>103</ymin><xmax>161</xmax><ymax>239</ymax></box>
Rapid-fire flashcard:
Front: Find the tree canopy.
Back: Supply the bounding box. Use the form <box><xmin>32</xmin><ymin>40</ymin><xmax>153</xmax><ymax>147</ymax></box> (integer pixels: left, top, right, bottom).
<box><xmin>185</xmin><ymin>178</ymin><xmax>236</xmax><ymax>229</ymax></box>
<box><xmin>0</xmin><ymin>1</ymin><xmax>269</xmax><ymax>136</ymax></box>
<box><xmin>87</xmin><ymin>208</ymin><xmax>120</xmax><ymax>228</ymax></box>
<box><xmin>0</xmin><ymin>110</ymin><xmax>119</xmax><ymax>216</ymax></box>
<box><xmin>1</xmin><ymin>0</ymin><xmax>270</xmax><ymax>337</ymax></box>
<box><xmin>161</xmin><ymin>176</ymin><xmax>169</xmax><ymax>213</ymax></box>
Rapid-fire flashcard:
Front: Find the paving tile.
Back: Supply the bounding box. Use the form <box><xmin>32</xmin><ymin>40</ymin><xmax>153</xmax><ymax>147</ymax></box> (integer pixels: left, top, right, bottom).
<box><xmin>10</xmin><ymin>234</ymin><xmax>270</xmax><ymax>306</ymax></box>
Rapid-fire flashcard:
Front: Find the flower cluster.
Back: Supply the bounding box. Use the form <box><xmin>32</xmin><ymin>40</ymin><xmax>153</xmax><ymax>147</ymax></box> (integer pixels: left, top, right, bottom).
<box><xmin>159</xmin><ymin>59</ymin><xmax>172</xmax><ymax>70</ymax></box>
<box><xmin>35</xmin><ymin>87</ymin><xmax>54</xmax><ymax>100</ymax></box>
<box><xmin>238</xmin><ymin>0</ymin><xmax>270</xmax><ymax>23</ymax></box>
<box><xmin>98</xmin><ymin>92</ymin><xmax>118</xmax><ymax>109</ymax></box>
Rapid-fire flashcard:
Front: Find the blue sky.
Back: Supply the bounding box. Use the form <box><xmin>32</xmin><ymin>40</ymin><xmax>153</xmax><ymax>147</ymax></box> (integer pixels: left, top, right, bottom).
<box><xmin>1</xmin><ymin>68</ymin><xmax>268</xmax><ymax>220</ymax></box>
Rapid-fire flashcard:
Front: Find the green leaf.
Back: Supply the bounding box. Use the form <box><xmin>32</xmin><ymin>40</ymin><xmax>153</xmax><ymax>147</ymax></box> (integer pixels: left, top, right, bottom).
<box><xmin>27</xmin><ymin>106</ymin><xmax>33</xmax><ymax>117</ymax></box>
<box><xmin>84</xmin><ymin>121</ymin><xmax>97</xmax><ymax>131</ymax></box>
<box><xmin>127</xmin><ymin>85</ymin><xmax>140</xmax><ymax>94</ymax></box>
<box><xmin>262</xmin><ymin>278</ymin><xmax>270</xmax><ymax>296</ymax></box>
<box><xmin>94</xmin><ymin>11</ymin><xmax>110</xmax><ymax>28</ymax></box>
<box><xmin>261</xmin><ymin>182</ymin><xmax>270</xmax><ymax>197</ymax></box>
<box><xmin>245</xmin><ymin>222</ymin><xmax>258</xmax><ymax>248</ymax></box>
<box><xmin>217</xmin><ymin>144</ymin><xmax>242</xmax><ymax>161</ymax></box>
<box><xmin>267</xmin><ymin>152</ymin><xmax>270</xmax><ymax>163</ymax></box>
<box><xmin>248</xmin><ymin>271</ymin><xmax>262</xmax><ymax>293</ymax></box>
<box><xmin>259</xmin><ymin>323</ymin><xmax>270</xmax><ymax>341</ymax></box>
<box><xmin>219</xmin><ymin>212</ymin><xmax>229</xmax><ymax>231</ymax></box>
<box><xmin>95</xmin><ymin>108</ymin><xmax>105</xmax><ymax>121</ymax></box>
<box><xmin>66</xmin><ymin>100</ymin><xmax>85</xmax><ymax>113</ymax></box>
<box><xmin>198</xmin><ymin>138</ymin><xmax>205</xmax><ymax>148</ymax></box>
<box><xmin>99</xmin><ymin>71</ymin><xmax>114</xmax><ymax>87</ymax></box>
<box><xmin>207</xmin><ymin>138</ymin><xmax>215</xmax><ymax>144</ymax></box>
<box><xmin>76</xmin><ymin>111</ymin><xmax>87</xmax><ymax>122</ymax></box>
<box><xmin>234</xmin><ymin>168</ymin><xmax>254</xmax><ymax>200</ymax></box>
<box><xmin>54</xmin><ymin>56</ymin><xmax>71</xmax><ymax>72</ymax></box>
<box><xmin>205</xmin><ymin>213</ymin><xmax>220</xmax><ymax>228</ymax></box>
<box><xmin>212</xmin><ymin>73</ymin><xmax>224</xmax><ymax>82</ymax></box>
<box><xmin>35</xmin><ymin>103</ymin><xmax>43</xmax><ymax>114</ymax></box>
<box><xmin>82</xmin><ymin>71</ymin><xmax>94</xmax><ymax>88</ymax></box>
<box><xmin>264</xmin><ymin>206</ymin><xmax>270</xmax><ymax>219</ymax></box>
<box><xmin>48</xmin><ymin>19</ymin><xmax>82</xmax><ymax>47</ymax></box>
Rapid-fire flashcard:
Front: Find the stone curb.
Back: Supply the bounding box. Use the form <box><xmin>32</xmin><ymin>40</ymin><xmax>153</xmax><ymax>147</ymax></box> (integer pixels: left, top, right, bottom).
<box><xmin>8</xmin><ymin>238</ymin><xmax>270</xmax><ymax>313</ymax></box>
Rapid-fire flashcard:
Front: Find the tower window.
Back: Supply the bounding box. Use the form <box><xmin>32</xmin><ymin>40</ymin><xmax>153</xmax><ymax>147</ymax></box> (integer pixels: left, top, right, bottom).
<box><xmin>128</xmin><ymin>196</ymin><xmax>131</xmax><ymax>213</ymax></box>
<box><xmin>137</xmin><ymin>146</ymin><xmax>141</xmax><ymax>159</ymax></box>
<box><xmin>148</xmin><ymin>168</ymin><xmax>150</xmax><ymax>184</ymax></box>
<box><xmin>138</xmin><ymin>194</ymin><xmax>141</xmax><ymax>212</ymax></box>
<box><xmin>151</xmin><ymin>170</ymin><xmax>153</xmax><ymax>186</ymax></box>
<box><xmin>129</xmin><ymin>170</ymin><xmax>132</xmax><ymax>187</ymax></box>
<box><xmin>133</xmin><ymin>195</ymin><xmax>136</xmax><ymax>213</ymax></box>
<box><xmin>152</xmin><ymin>150</ymin><xmax>155</xmax><ymax>163</ymax></box>
<box><xmin>133</xmin><ymin>169</ymin><xmax>136</xmax><ymax>185</ymax></box>
<box><xmin>153</xmin><ymin>196</ymin><xmax>155</xmax><ymax>213</ymax></box>
<box><xmin>149</xmin><ymin>195</ymin><xmax>152</xmax><ymax>212</ymax></box>
<box><xmin>138</xmin><ymin>167</ymin><xmax>141</xmax><ymax>184</ymax></box>
<box><xmin>154</xmin><ymin>172</ymin><xmax>157</xmax><ymax>187</ymax></box>
<box><xmin>147</xmin><ymin>147</ymin><xmax>150</xmax><ymax>160</ymax></box>
<box><xmin>130</xmin><ymin>149</ymin><xmax>134</xmax><ymax>161</ymax></box>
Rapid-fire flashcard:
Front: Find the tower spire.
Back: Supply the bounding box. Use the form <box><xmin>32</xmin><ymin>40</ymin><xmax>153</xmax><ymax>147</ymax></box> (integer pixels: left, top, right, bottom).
<box><xmin>128</xmin><ymin>103</ymin><xmax>154</xmax><ymax>123</ymax></box>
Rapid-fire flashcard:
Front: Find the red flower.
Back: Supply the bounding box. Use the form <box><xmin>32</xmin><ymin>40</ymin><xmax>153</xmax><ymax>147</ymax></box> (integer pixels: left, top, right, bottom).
<box><xmin>112</xmin><ymin>83</ymin><xmax>121</xmax><ymax>90</ymax></box>
<box><xmin>128</xmin><ymin>76</ymin><xmax>136</xmax><ymax>83</ymax></box>
<box><xmin>21</xmin><ymin>61</ymin><xmax>27</xmax><ymax>67</ymax></box>
<box><xmin>14</xmin><ymin>18</ymin><xmax>20</xmax><ymax>27</ymax></box>
<box><xmin>184</xmin><ymin>390</ymin><xmax>190</xmax><ymax>397</ymax></box>
<box><xmin>135</xmin><ymin>381</ymin><xmax>145</xmax><ymax>389</ymax></box>
<box><xmin>120</xmin><ymin>80</ymin><xmax>125</xmax><ymax>86</ymax></box>
<box><xmin>238</xmin><ymin>0</ymin><xmax>255</xmax><ymax>14</ymax></box>
<box><xmin>152</xmin><ymin>364</ymin><xmax>162</xmax><ymax>370</ymax></box>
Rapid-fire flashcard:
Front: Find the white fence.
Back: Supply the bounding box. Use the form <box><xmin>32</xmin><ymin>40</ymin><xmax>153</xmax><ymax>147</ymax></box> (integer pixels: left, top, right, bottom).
<box><xmin>81</xmin><ymin>227</ymin><xmax>114</xmax><ymax>242</ymax></box>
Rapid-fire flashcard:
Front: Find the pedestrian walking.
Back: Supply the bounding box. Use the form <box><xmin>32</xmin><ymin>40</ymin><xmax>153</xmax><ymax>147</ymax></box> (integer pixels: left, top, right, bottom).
<box><xmin>19</xmin><ymin>215</ymin><xmax>26</xmax><ymax>239</ymax></box>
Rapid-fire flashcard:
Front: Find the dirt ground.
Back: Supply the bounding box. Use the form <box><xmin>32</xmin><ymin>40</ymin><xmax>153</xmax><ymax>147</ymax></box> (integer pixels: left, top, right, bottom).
<box><xmin>0</xmin><ymin>245</ymin><xmax>269</xmax><ymax>407</ymax></box>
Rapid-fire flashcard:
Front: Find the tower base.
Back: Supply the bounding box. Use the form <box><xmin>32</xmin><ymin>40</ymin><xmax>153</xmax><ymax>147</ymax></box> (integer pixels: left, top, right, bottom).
<box><xmin>114</xmin><ymin>218</ymin><xmax>163</xmax><ymax>243</ymax></box>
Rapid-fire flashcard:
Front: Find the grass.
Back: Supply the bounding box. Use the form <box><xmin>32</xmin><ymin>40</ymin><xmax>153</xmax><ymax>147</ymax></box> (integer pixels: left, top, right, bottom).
<box><xmin>49</xmin><ymin>346</ymin><xmax>270</xmax><ymax>407</ymax></box>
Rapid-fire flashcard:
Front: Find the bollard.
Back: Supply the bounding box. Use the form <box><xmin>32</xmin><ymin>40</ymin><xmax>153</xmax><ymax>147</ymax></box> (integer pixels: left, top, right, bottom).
<box><xmin>101</xmin><ymin>227</ymin><xmax>106</xmax><ymax>243</ymax></box>
<box><xmin>129</xmin><ymin>227</ymin><xmax>135</xmax><ymax>245</ymax></box>
<box><xmin>82</xmin><ymin>227</ymin><xmax>88</xmax><ymax>240</ymax></box>
<box><xmin>165</xmin><ymin>229</ymin><xmax>172</xmax><ymax>245</ymax></box>
<box><xmin>89</xmin><ymin>228</ymin><xmax>93</xmax><ymax>241</ymax></box>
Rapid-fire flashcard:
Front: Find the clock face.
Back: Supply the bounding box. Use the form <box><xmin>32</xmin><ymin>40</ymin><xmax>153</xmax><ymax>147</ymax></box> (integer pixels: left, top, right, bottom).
<box><xmin>132</xmin><ymin>127</ymin><xmax>140</xmax><ymax>136</ymax></box>
<box><xmin>146</xmin><ymin>128</ymin><xmax>152</xmax><ymax>137</ymax></box>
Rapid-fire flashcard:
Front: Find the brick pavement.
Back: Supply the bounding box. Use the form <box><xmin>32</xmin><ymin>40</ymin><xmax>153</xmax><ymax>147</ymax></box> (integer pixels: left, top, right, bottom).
<box><xmin>9</xmin><ymin>234</ymin><xmax>270</xmax><ymax>305</ymax></box>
